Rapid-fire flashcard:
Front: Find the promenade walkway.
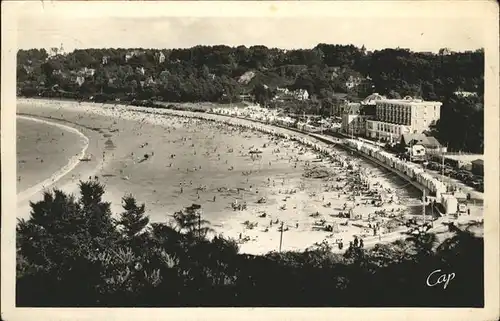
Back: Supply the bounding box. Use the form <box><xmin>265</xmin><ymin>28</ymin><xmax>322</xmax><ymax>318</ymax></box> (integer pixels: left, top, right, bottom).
<box><xmin>311</xmin><ymin>132</ymin><xmax>483</xmax><ymax>202</ymax></box>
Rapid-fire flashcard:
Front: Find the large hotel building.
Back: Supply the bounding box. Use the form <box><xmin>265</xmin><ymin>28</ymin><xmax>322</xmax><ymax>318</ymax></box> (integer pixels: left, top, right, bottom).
<box><xmin>366</xmin><ymin>97</ymin><xmax>442</xmax><ymax>143</ymax></box>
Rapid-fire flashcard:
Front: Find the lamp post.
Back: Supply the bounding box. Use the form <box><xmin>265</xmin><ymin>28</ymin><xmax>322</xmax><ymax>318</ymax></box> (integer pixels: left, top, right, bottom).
<box><xmin>422</xmin><ymin>189</ymin><xmax>426</xmax><ymax>225</ymax></box>
<box><xmin>409</xmin><ymin>139</ymin><xmax>413</xmax><ymax>162</ymax></box>
<box><xmin>441</xmin><ymin>148</ymin><xmax>445</xmax><ymax>178</ymax></box>
<box><xmin>279</xmin><ymin>221</ymin><xmax>284</xmax><ymax>252</ymax></box>
<box><xmin>351</xmin><ymin>118</ymin><xmax>354</xmax><ymax>140</ymax></box>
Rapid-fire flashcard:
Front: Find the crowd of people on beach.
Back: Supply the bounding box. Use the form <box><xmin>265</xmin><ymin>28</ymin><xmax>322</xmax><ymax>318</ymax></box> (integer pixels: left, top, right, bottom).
<box><xmin>126</xmin><ymin>106</ymin><xmax>421</xmax><ymax>251</ymax></box>
<box><xmin>19</xmin><ymin>100</ymin><xmax>433</xmax><ymax>253</ymax></box>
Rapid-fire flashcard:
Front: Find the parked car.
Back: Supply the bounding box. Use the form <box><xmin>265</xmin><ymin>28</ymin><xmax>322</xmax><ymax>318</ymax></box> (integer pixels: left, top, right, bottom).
<box><xmin>427</xmin><ymin>161</ymin><xmax>440</xmax><ymax>170</ymax></box>
<box><xmin>470</xmin><ymin>181</ymin><xmax>482</xmax><ymax>189</ymax></box>
<box><xmin>461</xmin><ymin>172</ymin><xmax>475</xmax><ymax>183</ymax></box>
<box><xmin>449</xmin><ymin>170</ymin><xmax>460</xmax><ymax>179</ymax></box>
<box><xmin>465</xmin><ymin>178</ymin><xmax>477</xmax><ymax>187</ymax></box>
<box><xmin>443</xmin><ymin>167</ymin><xmax>454</xmax><ymax>176</ymax></box>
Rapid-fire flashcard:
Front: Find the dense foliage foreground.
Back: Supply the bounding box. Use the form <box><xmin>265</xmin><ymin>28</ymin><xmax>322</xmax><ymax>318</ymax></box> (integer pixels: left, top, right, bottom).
<box><xmin>17</xmin><ymin>181</ymin><xmax>484</xmax><ymax>307</ymax></box>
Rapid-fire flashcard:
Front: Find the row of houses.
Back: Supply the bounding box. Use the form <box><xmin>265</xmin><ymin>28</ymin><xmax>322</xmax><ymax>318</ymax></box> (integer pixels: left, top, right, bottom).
<box><xmin>273</xmin><ymin>88</ymin><xmax>309</xmax><ymax>101</ymax></box>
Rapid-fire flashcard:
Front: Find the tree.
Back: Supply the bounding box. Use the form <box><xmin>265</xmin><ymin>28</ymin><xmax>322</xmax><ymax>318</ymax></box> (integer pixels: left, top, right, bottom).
<box><xmin>291</xmin><ymin>72</ymin><xmax>315</xmax><ymax>96</ymax></box>
<box><xmin>435</xmin><ymin>94</ymin><xmax>484</xmax><ymax>153</ymax></box>
<box><xmin>172</xmin><ymin>204</ymin><xmax>214</xmax><ymax>238</ymax></box>
<box><xmin>404</xmin><ymin>231</ymin><xmax>439</xmax><ymax>261</ymax></box>
<box><xmin>252</xmin><ymin>83</ymin><xmax>272</xmax><ymax>106</ymax></box>
<box><xmin>387</xmin><ymin>90</ymin><xmax>401</xmax><ymax>99</ymax></box>
<box><xmin>17</xmin><ymin>182</ymin><xmax>119</xmax><ymax>306</ymax></box>
<box><xmin>16</xmin><ymin>179</ymin><xmax>484</xmax><ymax>307</ymax></box>
<box><xmin>117</xmin><ymin>195</ymin><xmax>150</xmax><ymax>240</ymax></box>
<box><xmin>320</xmin><ymin>97</ymin><xmax>333</xmax><ymax>117</ymax></box>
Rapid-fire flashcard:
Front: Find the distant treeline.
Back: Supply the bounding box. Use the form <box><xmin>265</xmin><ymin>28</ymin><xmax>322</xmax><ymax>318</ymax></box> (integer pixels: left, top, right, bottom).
<box><xmin>17</xmin><ymin>181</ymin><xmax>484</xmax><ymax>307</ymax></box>
<box><xmin>17</xmin><ymin>45</ymin><xmax>484</xmax><ymax>152</ymax></box>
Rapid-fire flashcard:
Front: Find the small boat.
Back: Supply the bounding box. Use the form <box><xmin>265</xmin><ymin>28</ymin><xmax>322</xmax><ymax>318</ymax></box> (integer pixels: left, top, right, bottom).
<box><xmin>80</xmin><ymin>154</ymin><xmax>92</xmax><ymax>162</ymax></box>
<box><xmin>249</xmin><ymin>149</ymin><xmax>263</xmax><ymax>154</ymax></box>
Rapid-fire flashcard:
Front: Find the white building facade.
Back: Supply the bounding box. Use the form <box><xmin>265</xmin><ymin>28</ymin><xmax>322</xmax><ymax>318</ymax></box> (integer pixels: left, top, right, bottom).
<box><xmin>342</xmin><ymin>114</ymin><xmax>373</xmax><ymax>136</ymax></box>
<box><xmin>366</xmin><ymin>97</ymin><xmax>442</xmax><ymax>143</ymax></box>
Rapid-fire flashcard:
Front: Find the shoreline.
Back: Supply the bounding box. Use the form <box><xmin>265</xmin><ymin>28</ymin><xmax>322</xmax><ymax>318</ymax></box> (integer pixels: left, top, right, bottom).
<box><xmin>18</xmin><ymin>97</ymin><xmax>424</xmax><ymax>196</ymax></box>
<box><xmin>17</xmin><ymin>98</ymin><xmax>441</xmax><ymax>254</ymax></box>
<box><xmin>16</xmin><ymin>115</ymin><xmax>90</xmax><ymax>205</ymax></box>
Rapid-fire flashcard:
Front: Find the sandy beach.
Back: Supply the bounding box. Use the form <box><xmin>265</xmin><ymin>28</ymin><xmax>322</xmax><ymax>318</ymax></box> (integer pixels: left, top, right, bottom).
<box><xmin>17</xmin><ymin>98</ymin><xmax>429</xmax><ymax>254</ymax></box>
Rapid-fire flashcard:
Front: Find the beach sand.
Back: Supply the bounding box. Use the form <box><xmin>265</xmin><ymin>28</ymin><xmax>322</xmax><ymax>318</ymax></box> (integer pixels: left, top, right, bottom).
<box><xmin>17</xmin><ymin>99</ymin><xmax>427</xmax><ymax>254</ymax></box>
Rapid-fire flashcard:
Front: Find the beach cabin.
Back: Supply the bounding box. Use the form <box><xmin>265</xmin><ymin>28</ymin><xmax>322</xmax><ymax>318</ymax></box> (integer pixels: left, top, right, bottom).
<box><xmin>440</xmin><ymin>193</ymin><xmax>458</xmax><ymax>215</ymax></box>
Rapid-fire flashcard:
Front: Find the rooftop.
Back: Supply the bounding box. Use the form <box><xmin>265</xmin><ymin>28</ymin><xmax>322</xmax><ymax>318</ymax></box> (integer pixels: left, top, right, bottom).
<box><xmin>401</xmin><ymin>133</ymin><xmax>442</xmax><ymax>148</ymax></box>
<box><xmin>362</xmin><ymin>93</ymin><xmax>386</xmax><ymax>106</ymax></box>
<box><xmin>377</xmin><ymin>96</ymin><xmax>442</xmax><ymax>105</ymax></box>
<box><xmin>471</xmin><ymin>159</ymin><xmax>484</xmax><ymax>165</ymax></box>
<box><xmin>444</xmin><ymin>154</ymin><xmax>484</xmax><ymax>163</ymax></box>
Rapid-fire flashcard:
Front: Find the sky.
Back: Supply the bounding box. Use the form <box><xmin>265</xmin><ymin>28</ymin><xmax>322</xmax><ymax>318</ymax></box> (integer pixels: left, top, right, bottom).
<box><xmin>13</xmin><ymin>1</ymin><xmax>492</xmax><ymax>53</ymax></box>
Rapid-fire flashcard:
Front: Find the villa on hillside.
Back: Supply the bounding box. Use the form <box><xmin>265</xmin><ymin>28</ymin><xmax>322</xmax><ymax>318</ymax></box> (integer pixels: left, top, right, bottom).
<box><xmin>78</xmin><ymin>67</ymin><xmax>96</xmax><ymax>77</ymax></box>
<box><xmin>273</xmin><ymin>88</ymin><xmax>309</xmax><ymax>102</ymax></box>
<box><xmin>345</xmin><ymin>75</ymin><xmax>364</xmax><ymax>89</ymax></box>
<box><xmin>157</xmin><ymin>51</ymin><xmax>166</xmax><ymax>64</ymax></box>
<box><xmin>276</xmin><ymin>87</ymin><xmax>289</xmax><ymax>95</ymax></box>
<box><xmin>125</xmin><ymin>50</ymin><xmax>146</xmax><ymax>62</ymax></box>
<box><xmin>454</xmin><ymin>91</ymin><xmax>478</xmax><ymax>98</ymax></box>
<box><xmin>47</xmin><ymin>44</ymin><xmax>66</xmax><ymax>59</ymax></box>
<box><xmin>293</xmin><ymin>89</ymin><xmax>309</xmax><ymax>100</ymax></box>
